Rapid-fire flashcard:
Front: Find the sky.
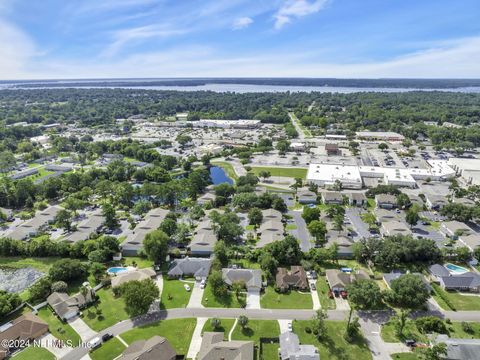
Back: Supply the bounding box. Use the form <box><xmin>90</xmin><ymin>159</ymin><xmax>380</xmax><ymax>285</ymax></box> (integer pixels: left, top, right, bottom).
<box><xmin>1</xmin><ymin>0</ymin><xmax>480</xmax><ymax>79</ymax></box>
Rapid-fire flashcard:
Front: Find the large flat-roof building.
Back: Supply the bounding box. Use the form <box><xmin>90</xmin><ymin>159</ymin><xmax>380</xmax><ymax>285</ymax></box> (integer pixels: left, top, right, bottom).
<box><xmin>448</xmin><ymin>157</ymin><xmax>480</xmax><ymax>185</ymax></box>
<box><xmin>356</xmin><ymin>131</ymin><xmax>405</xmax><ymax>142</ymax></box>
<box><xmin>307</xmin><ymin>163</ymin><xmax>363</xmax><ymax>189</ymax></box>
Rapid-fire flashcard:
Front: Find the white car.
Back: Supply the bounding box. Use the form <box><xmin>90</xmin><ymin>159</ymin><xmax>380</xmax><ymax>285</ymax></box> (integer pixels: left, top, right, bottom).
<box><xmin>88</xmin><ymin>337</ymin><xmax>102</xmax><ymax>351</ymax></box>
<box><xmin>184</xmin><ymin>284</ymin><xmax>191</xmax><ymax>292</ymax></box>
<box><xmin>200</xmin><ymin>280</ymin><xmax>206</xmax><ymax>289</ymax></box>
<box><xmin>287</xmin><ymin>322</ymin><xmax>293</xmax><ymax>332</ymax></box>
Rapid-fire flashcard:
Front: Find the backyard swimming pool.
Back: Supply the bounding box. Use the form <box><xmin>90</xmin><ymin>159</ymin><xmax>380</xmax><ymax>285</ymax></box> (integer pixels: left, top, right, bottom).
<box><xmin>107</xmin><ymin>267</ymin><xmax>129</xmax><ymax>275</ymax></box>
<box><xmin>445</xmin><ymin>263</ymin><xmax>469</xmax><ymax>275</ymax></box>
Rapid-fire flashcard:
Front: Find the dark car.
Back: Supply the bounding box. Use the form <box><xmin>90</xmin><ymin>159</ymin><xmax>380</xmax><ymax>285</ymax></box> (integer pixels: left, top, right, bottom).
<box><xmin>333</xmin><ymin>290</ymin><xmax>339</xmax><ymax>297</ymax></box>
<box><xmin>340</xmin><ymin>291</ymin><xmax>348</xmax><ymax>299</ymax></box>
<box><xmin>405</xmin><ymin>340</ymin><xmax>416</xmax><ymax>347</ymax></box>
<box><xmin>102</xmin><ymin>333</ymin><xmax>113</xmax><ymax>342</ymax></box>
<box><xmin>310</xmin><ymin>283</ymin><xmax>316</xmax><ymax>291</ymax></box>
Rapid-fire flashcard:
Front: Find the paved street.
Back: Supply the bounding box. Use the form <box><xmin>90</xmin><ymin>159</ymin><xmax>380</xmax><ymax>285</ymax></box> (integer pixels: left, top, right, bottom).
<box><xmin>289</xmin><ymin>210</ymin><xmax>312</xmax><ymax>252</ymax></box>
<box><xmin>345</xmin><ymin>208</ymin><xmax>371</xmax><ymax>239</ymax></box>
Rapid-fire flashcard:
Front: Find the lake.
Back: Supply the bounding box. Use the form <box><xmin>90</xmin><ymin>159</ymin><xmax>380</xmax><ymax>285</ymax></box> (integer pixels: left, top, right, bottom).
<box><xmin>210</xmin><ymin>166</ymin><xmax>233</xmax><ymax>185</ymax></box>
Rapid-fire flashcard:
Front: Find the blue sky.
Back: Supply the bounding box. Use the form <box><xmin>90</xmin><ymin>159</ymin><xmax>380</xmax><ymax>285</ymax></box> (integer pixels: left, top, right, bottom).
<box><xmin>1</xmin><ymin>0</ymin><xmax>480</xmax><ymax>79</ymax></box>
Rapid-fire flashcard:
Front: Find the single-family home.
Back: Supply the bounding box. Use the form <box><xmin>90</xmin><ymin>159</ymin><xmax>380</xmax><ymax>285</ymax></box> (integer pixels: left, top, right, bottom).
<box><xmin>0</xmin><ymin>313</ymin><xmax>49</xmax><ymax>359</ymax></box>
<box><xmin>347</xmin><ymin>192</ymin><xmax>367</xmax><ymax>207</ymax></box>
<box><xmin>111</xmin><ymin>268</ymin><xmax>157</xmax><ymax>288</ymax></box>
<box><xmin>279</xmin><ymin>331</ymin><xmax>319</xmax><ymax>360</ymax></box>
<box><xmin>429</xmin><ymin>264</ymin><xmax>480</xmax><ymax>293</ymax></box>
<box><xmin>222</xmin><ymin>268</ymin><xmax>263</xmax><ymax>291</ymax></box>
<box><xmin>167</xmin><ymin>257</ymin><xmax>211</xmax><ymax>280</ymax></box>
<box><xmin>375</xmin><ymin>194</ymin><xmax>397</xmax><ymax>209</ymax></box>
<box><xmin>383</xmin><ymin>272</ymin><xmax>431</xmax><ymax>292</ymax></box>
<box><xmin>433</xmin><ymin>334</ymin><xmax>480</xmax><ymax>360</ymax></box>
<box><xmin>325</xmin><ymin>269</ymin><xmax>370</xmax><ymax>292</ymax></box>
<box><xmin>322</xmin><ymin>191</ymin><xmax>343</xmax><ymax>205</ymax></box>
<box><xmin>275</xmin><ymin>266</ymin><xmax>309</xmax><ymax>292</ymax></box>
<box><xmin>198</xmin><ymin>332</ymin><xmax>254</xmax><ymax>360</ymax></box>
<box><xmin>118</xmin><ymin>336</ymin><xmax>176</xmax><ymax>360</ymax></box>
<box><xmin>189</xmin><ymin>218</ymin><xmax>218</xmax><ymax>256</ymax></box>
<box><xmin>325</xmin><ymin>231</ymin><xmax>355</xmax><ymax>258</ymax></box>
<box><xmin>47</xmin><ymin>290</ymin><xmax>94</xmax><ymax>321</ymax></box>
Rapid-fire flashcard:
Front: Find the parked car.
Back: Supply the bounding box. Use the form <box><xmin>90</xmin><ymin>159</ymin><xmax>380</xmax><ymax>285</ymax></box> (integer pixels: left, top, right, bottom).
<box><xmin>405</xmin><ymin>340</ymin><xmax>416</xmax><ymax>347</ymax></box>
<box><xmin>333</xmin><ymin>290</ymin><xmax>339</xmax><ymax>297</ymax></box>
<box><xmin>340</xmin><ymin>291</ymin><xmax>348</xmax><ymax>299</ymax></box>
<box><xmin>88</xmin><ymin>337</ymin><xmax>102</xmax><ymax>351</ymax></box>
<box><xmin>184</xmin><ymin>284</ymin><xmax>191</xmax><ymax>292</ymax></box>
<box><xmin>310</xmin><ymin>283</ymin><xmax>316</xmax><ymax>291</ymax></box>
<box><xmin>200</xmin><ymin>279</ymin><xmax>206</xmax><ymax>289</ymax></box>
<box><xmin>288</xmin><ymin>322</ymin><xmax>293</xmax><ymax>332</ymax></box>
<box><xmin>102</xmin><ymin>333</ymin><xmax>113</xmax><ymax>342</ymax></box>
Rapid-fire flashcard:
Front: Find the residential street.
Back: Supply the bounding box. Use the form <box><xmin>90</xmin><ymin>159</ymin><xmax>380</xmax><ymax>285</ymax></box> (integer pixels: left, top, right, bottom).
<box><xmin>345</xmin><ymin>207</ymin><xmax>371</xmax><ymax>239</ymax></box>
<box><xmin>289</xmin><ymin>210</ymin><xmax>312</xmax><ymax>252</ymax></box>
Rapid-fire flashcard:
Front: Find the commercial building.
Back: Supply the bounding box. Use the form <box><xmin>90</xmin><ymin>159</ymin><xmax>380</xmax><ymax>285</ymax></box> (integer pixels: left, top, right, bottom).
<box><xmin>355</xmin><ymin>131</ymin><xmax>405</xmax><ymax>142</ymax></box>
<box><xmin>448</xmin><ymin>158</ymin><xmax>480</xmax><ymax>185</ymax></box>
<box><xmin>194</xmin><ymin>119</ymin><xmax>261</xmax><ymax>129</ymax></box>
<box><xmin>307</xmin><ymin>163</ymin><xmax>363</xmax><ymax>189</ymax></box>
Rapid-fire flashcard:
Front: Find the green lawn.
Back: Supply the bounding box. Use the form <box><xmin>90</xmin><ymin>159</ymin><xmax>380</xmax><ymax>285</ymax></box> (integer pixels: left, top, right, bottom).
<box><xmin>211</xmin><ymin>161</ymin><xmax>238</xmax><ymax>181</ymax></box>
<box><xmin>201</xmin><ymin>318</ymin><xmax>236</xmax><ymax>339</ymax></box>
<box><xmin>13</xmin><ymin>346</ymin><xmax>55</xmax><ymax>360</ymax></box>
<box><xmin>122</xmin><ymin>256</ymin><xmax>153</xmax><ymax>269</ymax></box>
<box><xmin>229</xmin><ymin>258</ymin><xmax>262</xmax><ymax>269</ymax></box>
<box><xmin>121</xmin><ymin>318</ymin><xmax>196</xmax><ymax>355</ymax></box>
<box><xmin>286</xmin><ymin>224</ymin><xmax>297</xmax><ymax>230</ymax></box>
<box><xmin>261</xmin><ymin>286</ymin><xmax>313</xmax><ymax>309</ymax></box>
<box><xmin>90</xmin><ymin>337</ymin><xmax>126</xmax><ymax>360</ymax></box>
<box><xmin>37</xmin><ymin>308</ymin><xmax>81</xmax><ymax>344</ymax></box>
<box><xmin>202</xmin><ymin>284</ymin><xmax>242</xmax><ymax>308</ymax></box>
<box><xmin>432</xmin><ymin>285</ymin><xmax>480</xmax><ymax>310</ymax></box>
<box><xmin>262</xmin><ymin>342</ymin><xmax>280</xmax><ymax>360</ymax></box>
<box><xmin>251</xmin><ymin>166</ymin><xmax>307</xmax><ymax>179</ymax></box>
<box><xmin>82</xmin><ymin>288</ymin><xmax>130</xmax><ymax>331</ymax></box>
<box><xmin>448</xmin><ymin>321</ymin><xmax>480</xmax><ymax>339</ymax></box>
<box><xmin>316</xmin><ymin>278</ymin><xmax>336</xmax><ymax>310</ymax></box>
<box><xmin>294</xmin><ymin>320</ymin><xmax>372</xmax><ymax>360</ymax></box>
<box><xmin>391</xmin><ymin>353</ymin><xmax>419</xmax><ymax>360</ymax></box>
<box><xmin>0</xmin><ymin>257</ymin><xmax>60</xmax><ymax>272</ymax></box>
<box><xmin>161</xmin><ymin>279</ymin><xmax>192</xmax><ymax>309</ymax></box>
<box><xmin>231</xmin><ymin>320</ymin><xmax>280</xmax><ymax>345</ymax></box>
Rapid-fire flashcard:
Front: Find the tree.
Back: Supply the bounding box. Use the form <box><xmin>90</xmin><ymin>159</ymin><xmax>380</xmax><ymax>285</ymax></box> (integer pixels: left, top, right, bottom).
<box><xmin>102</xmin><ymin>203</ymin><xmax>119</xmax><ymax>229</ymax></box>
<box><xmin>0</xmin><ymin>291</ymin><xmax>21</xmax><ymax>318</ymax></box>
<box><xmin>302</xmin><ymin>206</ymin><xmax>321</xmax><ymax>224</ymax></box>
<box><xmin>276</xmin><ymin>140</ymin><xmax>290</xmax><ymax>153</ymax></box>
<box><xmin>312</xmin><ymin>310</ymin><xmax>327</xmax><ymax>340</ymax></box>
<box><xmin>176</xmin><ymin>134</ymin><xmax>192</xmax><ymax>148</ymax></box>
<box><xmin>396</xmin><ymin>193</ymin><xmax>411</xmax><ymax>209</ymax></box>
<box><xmin>160</xmin><ymin>218</ymin><xmax>177</xmax><ymax>237</ymax></box>
<box><xmin>248</xmin><ymin>207</ymin><xmax>263</xmax><ymax>228</ymax></box>
<box><xmin>209</xmin><ymin>270</ymin><xmax>228</xmax><ymax>298</ymax></box>
<box><xmin>55</xmin><ymin>209</ymin><xmax>73</xmax><ymax>232</ymax></box>
<box><xmin>259</xmin><ymin>252</ymin><xmax>279</xmax><ymax>280</ymax></box>
<box><xmin>258</xmin><ymin>170</ymin><xmax>271</xmax><ymax>182</ymax></box>
<box><xmin>405</xmin><ymin>209</ymin><xmax>419</xmax><ymax>228</ymax></box>
<box><xmin>143</xmin><ymin>230</ymin><xmax>169</xmax><ymax>264</ymax></box>
<box><xmin>211</xmin><ymin>318</ymin><xmax>221</xmax><ymax>330</ymax></box>
<box><xmin>28</xmin><ymin>277</ymin><xmax>52</xmax><ymax>302</ymax></box>
<box><xmin>51</xmin><ymin>281</ymin><xmax>68</xmax><ymax>293</ymax></box>
<box><xmin>378</xmin><ymin>143</ymin><xmax>389</xmax><ymax>151</ymax></box>
<box><xmin>387</xmin><ymin>274</ymin><xmax>430</xmax><ymax>309</ymax></box>
<box><xmin>420</xmin><ymin>343</ymin><xmax>447</xmax><ymax>360</ymax></box>
<box><xmin>213</xmin><ymin>240</ymin><xmax>229</xmax><ymax>267</ymax></box>
<box><xmin>119</xmin><ymin>279</ymin><xmax>159</xmax><ymax>316</ymax></box>
<box><xmin>238</xmin><ymin>315</ymin><xmax>249</xmax><ymax>329</ymax></box>
<box><xmin>49</xmin><ymin>259</ymin><xmax>88</xmax><ymax>282</ymax></box>
<box><xmin>346</xmin><ymin>280</ymin><xmax>383</xmax><ymax>310</ymax></box>
<box><xmin>308</xmin><ymin>220</ymin><xmax>327</xmax><ymax>245</ymax></box>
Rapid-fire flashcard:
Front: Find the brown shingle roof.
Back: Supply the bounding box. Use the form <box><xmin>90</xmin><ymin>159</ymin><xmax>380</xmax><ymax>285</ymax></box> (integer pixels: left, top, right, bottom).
<box><xmin>276</xmin><ymin>266</ymin><xmax>309</xmax><ymax>291</ymax></box>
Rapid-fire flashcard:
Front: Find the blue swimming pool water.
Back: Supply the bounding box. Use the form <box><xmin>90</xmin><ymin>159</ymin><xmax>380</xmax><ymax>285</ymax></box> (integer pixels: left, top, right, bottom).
<box><xmin>107</xmin><ymin>267</ymin><xmax>128</xmax><ymax>274</ymax></box>
<box><xmin>445</xmin><ymin>263</ymin><xmax>469</xmax><ymax>274</ymax></box>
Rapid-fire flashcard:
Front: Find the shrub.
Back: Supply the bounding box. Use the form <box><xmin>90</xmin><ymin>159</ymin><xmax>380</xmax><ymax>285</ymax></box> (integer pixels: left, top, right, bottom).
<box><xmin>415</xmin><ymin>316</ymin><xmax>448</xmax><ymax>334</ymax></box>
<box><xmin>462</xmin><ymin>322</ymin><xmax>473</xmax><ymax>334</ymax></box>
<box><xmin>305</xmin><ymin>326</ymin><xmax>312</xmax><ymax>333</ymax></box>
<box><xmin>51</xmin><ymin>281</ymin><xmax>68</xmax><ymax>293</ymax></box>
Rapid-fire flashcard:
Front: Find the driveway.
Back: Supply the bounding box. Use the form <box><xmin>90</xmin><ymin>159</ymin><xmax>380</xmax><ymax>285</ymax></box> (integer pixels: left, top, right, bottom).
<box><xmin>289</xmin><ymin>210</ymin><xmax>312</xmax><ymax>252</ymax></box>
<box><xmin>309</xmin><ymin>281</ymin><xmax>321</xmax><ymax>310</ymax></box>
<box><xmin>187</xmin><ymin>281</ymin><xmax>205</xmax><ymax>308</ymax></box>
<box><xmin>186</xmin><ymin>317</ymin><xmax>208</xmax><ymax>359</ymax></box>
<box><xmin>333</xmin><ymin>296</ymin><xmax>350</xmax><ymax>311</ymax></box>
<box><xmin>278</xmin><ymin>319</ymin><xmax>291</xmax><ymax>333</ymax></box>
<box><xmin>345</xmin><ymin>208</ymin><xmax>370</xmax><ymax>239</ymax></box>
<box><xmin>246</xmin><ymin>289</ymin><xmax>261</xmax><ymax>309</ymax></box>
<box><xmin>155</xmin><ymin>274</ymin><xmax>164</xmax><ymax>297</ymax></box>
<box><xmin>68</xmin><ymin>317</ymin><xmax>98</xmax><ymax>342</ymax></box>
<box><xmin>38</xmin><ymin>333</ymin><xmax>73</xmax><ymax>358</ymax></box>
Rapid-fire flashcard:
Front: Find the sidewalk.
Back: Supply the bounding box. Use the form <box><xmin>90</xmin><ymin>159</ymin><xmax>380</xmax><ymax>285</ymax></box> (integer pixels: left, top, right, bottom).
<box><xmin>186</xmin><ymin>318</ymin><xmax>207</xmax><ymax>359</ymax></box>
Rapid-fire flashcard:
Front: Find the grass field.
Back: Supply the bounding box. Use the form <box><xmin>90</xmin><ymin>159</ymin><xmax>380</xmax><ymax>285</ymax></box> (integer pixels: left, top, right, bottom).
<box><xmin>121</xmin><ymin>318</ymin><xmax>196</xmax><ymax>355</ymax></box>
<box><xmin>0</xmin><ymin>257</ymin><xmax>60</xmax><ymax>272</ymax></box>
<box><xmin>316</xmin><ymin>278</ymin><xmax>336</xmax><ymax>310</ymax></box>
<box><xmin>37</xmin><ymin>308</ymin><xmax>81</xmax><ymax>344</ymax></box>
<box><xmin>90</xmin><ymin>337</ymin><xmax>126</xmax><ymax>360</ymax></box>
<box><xmin>231</xmin><ymin>320</ymin><xmax>280</xmax><ymax>345</ymax></box>
<box><xmin>262</xmin><ymin>342</ymin><xmax>280</xmax><ymax>360</ymax></box>
<box><xmin>201</xmin><ymin>318</ymin><xmax>236</xmax><ymax>338</ymax></box>
<box><xmin>160</xmin><ymin>279</ymin><xmax>192</xmax><ymax>309</ymax></box>
<box><xmin>202</xmin><ymin>284</ymin><xmax>242</xmax><ymax>308</ymax></box>
<box><xmin>391</xmin><ymin>353</ymin><xmax>418</xmax><ymax>360</ymax></box>
<box><xmin>260</xmin><ymin>286</ymin><xmax>313</xmax><ymax>309</ymax></box>
<box><xmin>294</xmin><ymin>320</ymin><xmax>372</xmax><ymax>360</ymax></box>
<box><xmin>251</xmin><ymin>166</ymin><xmax>307</xmax><ymax>179</ymax></box>
<box><xmin>82</xmin><ymin>288</ymin><xmax>130</xmax><ymax>331</ymax></box>
<box><xmin>432</xmin><ymin>285</ymin><xmax>480</xmax><ymax>311</ymax></box>
<box><xmin>122</xmin><ymin>256</ymin><xmax>153</xmax><ymax>269</ymax></box>
<box><xmin>13</xmin><ymin>346</ymin><xmax>55</xmax><ymax>360</ymax></box>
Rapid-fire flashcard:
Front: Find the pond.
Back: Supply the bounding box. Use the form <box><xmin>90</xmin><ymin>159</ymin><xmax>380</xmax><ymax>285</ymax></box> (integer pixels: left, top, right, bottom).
<box><xmin>210</xmin><ymin>166</ymin><xmax>233</xmax><ymax>185</ymax></box>
<box><xmin>0</xmin><ymin>267</ymin><xmax>44</xmax><ymax>293</ymax></box>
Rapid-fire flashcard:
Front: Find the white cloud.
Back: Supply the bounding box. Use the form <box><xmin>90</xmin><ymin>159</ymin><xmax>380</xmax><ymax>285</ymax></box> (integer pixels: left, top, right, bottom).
<box><xmin>232</xmin><ymin>17</ymin><xmax>253</xmax><ymax>30</ymax></box>
<box><xmin>274</xmin><ymin>0</ymin><xmax>329</xmax><ymax>29</ymax></box>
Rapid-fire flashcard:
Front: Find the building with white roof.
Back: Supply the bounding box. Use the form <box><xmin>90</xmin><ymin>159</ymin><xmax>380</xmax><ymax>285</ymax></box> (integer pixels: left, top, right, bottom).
<box><xmin>307</xmin><ymin>163</ymin><xmax>363</xmax><ymax>189</ymax></box>
<box><xmin>356</xmin><ymin>131</ymin><xmax>405</xmax><ymax>142</ymax></box>
<box><xmin>448</xmin><ymin>158</ymin><xmax>480</xmax><ymax>185</ymax></box>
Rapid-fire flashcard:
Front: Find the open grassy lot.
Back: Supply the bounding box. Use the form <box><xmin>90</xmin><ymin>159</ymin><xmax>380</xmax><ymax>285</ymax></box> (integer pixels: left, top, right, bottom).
<box><xmin>82</xmin><ymin>287</ymin><xmax>130</xmax><ymax>331</ymax></box>
<box><xmin>316</xmin><ymin>278</ymin><xmax>336</xmax><ymax>310</ymax></box>
<box><xmin>251</xmin><ymin>166</ymin><xmax>307</xmax><ymax>179</ymax></box>
<box><xmin>432</xmin><ymin>284</ymin><xmax>480</xmax><ymax>310</ymax></box>
<box><xmin>13</xmin><ymin>346</ymin><xmax>55</xmax><ymax>360</ymax></box>
<box><xmin>90</xmin><ymin>337</ymin><xmax>126</xmax><ymax>360</ymax></box>
<box><xmin>201</xmin><ymin>318</ymin><xmax>236</xmax><ymax>338</ymax></box>
<box><xmin>261</xmin><ymin>286</ymin><xmax>313</xmax><ymax>309</ymax></box>
<box><xmin>211</xmin><ymin>161</ymin><xmax>238</xmax><ymax>181</ymax></box>
<box><xmin>160</xmin><ymin>279</ymin><xmax>192</xmax><ymax>309</ymax></box>
<box><xmin>262</xmin><ymin>342</ymin><xmax>280</xmax><ymax>360</ymax></box>
<box><xmin>202</xmin><ymin>284</ymin><xmax>242</xmax><ymax>308</ymax></box>
<box><xmin>121</xmin><ymin>318</ymin><xmax>196</xmax><ymax>356</ymax></box>
<box><xmin>231</xmin><ymin>320</ymin><xmax>280</xmax><ymax>345</ymax></box>
<box><xmin>294</xmin><ymin>320</ymin><xmax>372</xmax><ymax>360</ymax></box>
<box><xmin>37</xmin><ymin>308</ymin><xmax>81</xmax><ymax>344</ymax></box>
<box><xmin>0</xmin><ymin>257</ymin><xmax>60</xmax><ymax>272</ymax></box>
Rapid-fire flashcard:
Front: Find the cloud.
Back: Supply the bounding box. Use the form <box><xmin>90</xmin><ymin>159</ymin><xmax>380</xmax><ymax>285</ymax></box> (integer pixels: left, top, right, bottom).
<box><xmin>232</xmin><ymin>17</ymin><xmax>253</xmax><ymax>30</ymax></box>
<box><xmin>274</xmin><ymin>0</ymin><xmax>329</xmax><ymax>29</ymax></box>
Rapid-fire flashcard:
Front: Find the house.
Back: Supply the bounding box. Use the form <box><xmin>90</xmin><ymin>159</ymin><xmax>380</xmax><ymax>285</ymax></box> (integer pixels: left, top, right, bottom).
<box><xmin>9</xmin><ymin>168</ymin><xmax>38</xmax><ymax>180</ymax></box>
<box><xmin>459</xmin><ymin>234</ymin><xmax>480</xmax><ymax>251</ymax></box>
<box><xmin>167</xmin><ymin>257</ymin><xmax>212</xmax><ymax>280</ymax></box>
<box><xmin>375</xmin><ymin>194</ymin><xmax>397</xmax><ymax>209</ymax></box>
<box><xmin>325</xmin><ymin>231</ymin><xmax>355</xmax><ymax>258</ymax></box>
<box><xmin>429</xmin><ymin>264</ymin><xmax>480</xmax><ymax>293</ymax></box>
<box><xmin>374</xmin><ymin>208</ymin><xmax>397</xmax><ymax>223</ymax></box>
<box><xmin>279</xmin><ymin>331</ymin><xmax>319</xmax><ymax>360</ymax></box>
<box><xmin>297</xmin><ymin>188</ymin><xmax>317</xmax><ymax>204</ymax></box>
<box><xmin>47</xmin><ymin>290</ymin><xmax>94</xmax><ymax>321</ymax></box>
<box><xmin>256</xmin><ymin>220</ymin><xmax>284</xmax><ymax>248</ymax></box>
<box><xmin>381</xmin><ymin>220</ymin><xmax>412</xmax><ymax>237</ymax></box>
<box><xmin>111</xmin><ymin>268</ymin><xmax>156</xmax><ymax>288</ymax></box>
<box><xmin>198</xmin><ymin>332</ymin><xmax>254</xmax><ymax>360</ymax></box>
<box><xmin>433</xmin><ymin>334</ymin><xmax>480</xmax><ymax>360</ymax></box>
<box><xmin>222</xmin><ymin>268</ymin><xmax>263</xmax><ymax>291</ymax></box>
<box><xmin>425</xmin><ymin>194</ymin><xmax>448</xmax><ymax>210</ymax></box>
<box><xmin>383</xmin><ymin>272</ymin><xmax>431</xmax><ymax>292</ymax></box>
<box><xmin>7</xmin><ymin>205</ymin><xmax>62</xmax><ymax>240</ymax></box>
<box><xmin>440</xmin><ymin>221</ymin><xmax>474</xmax><ymax>238</ymax></box>
<box><xmin>117</xmin><ymin>336</ymin><xmax>176</xmax><ymax>360</ymax></box>
<box><xmin>325</xmin><ymin>269</ymin><xmax>370</xmax><ymax>292</ymax></box>
<box><xmin>325</xmin><ymin>143</ymin><xmax>341</xmax><ymax>156</ymax></box>
<box><xmin>0</xmin><ymin>313</ymin><xmax>49</xmax><ymax>359</ymax></box>
<box><xmin>121</xmin><ymin>208</ymin><xmax>169</xmax><ymax>255</ymax></box>
<box><xmin>64</xmin><ymin>209</ymin><xmax>104</xmax><ymax>243</ymax></box>
<box><xmin>321</xmin><ymin>191</ymin><xmax>343</xmax><ymax>205</ymax></box>
<box><xmin>276</xmin><ymin>266</ymin><xmax>309</xmax><ymax>292</ymax></box>
<box><xmin>189</xmin><ymin>218</ymin><xmax>218</xmax><ymax>255</ymax></box>
<box><xmin>348</xmin><ymin>192</ymin><xmax>367</xmax><ymax>207</ymax></box>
